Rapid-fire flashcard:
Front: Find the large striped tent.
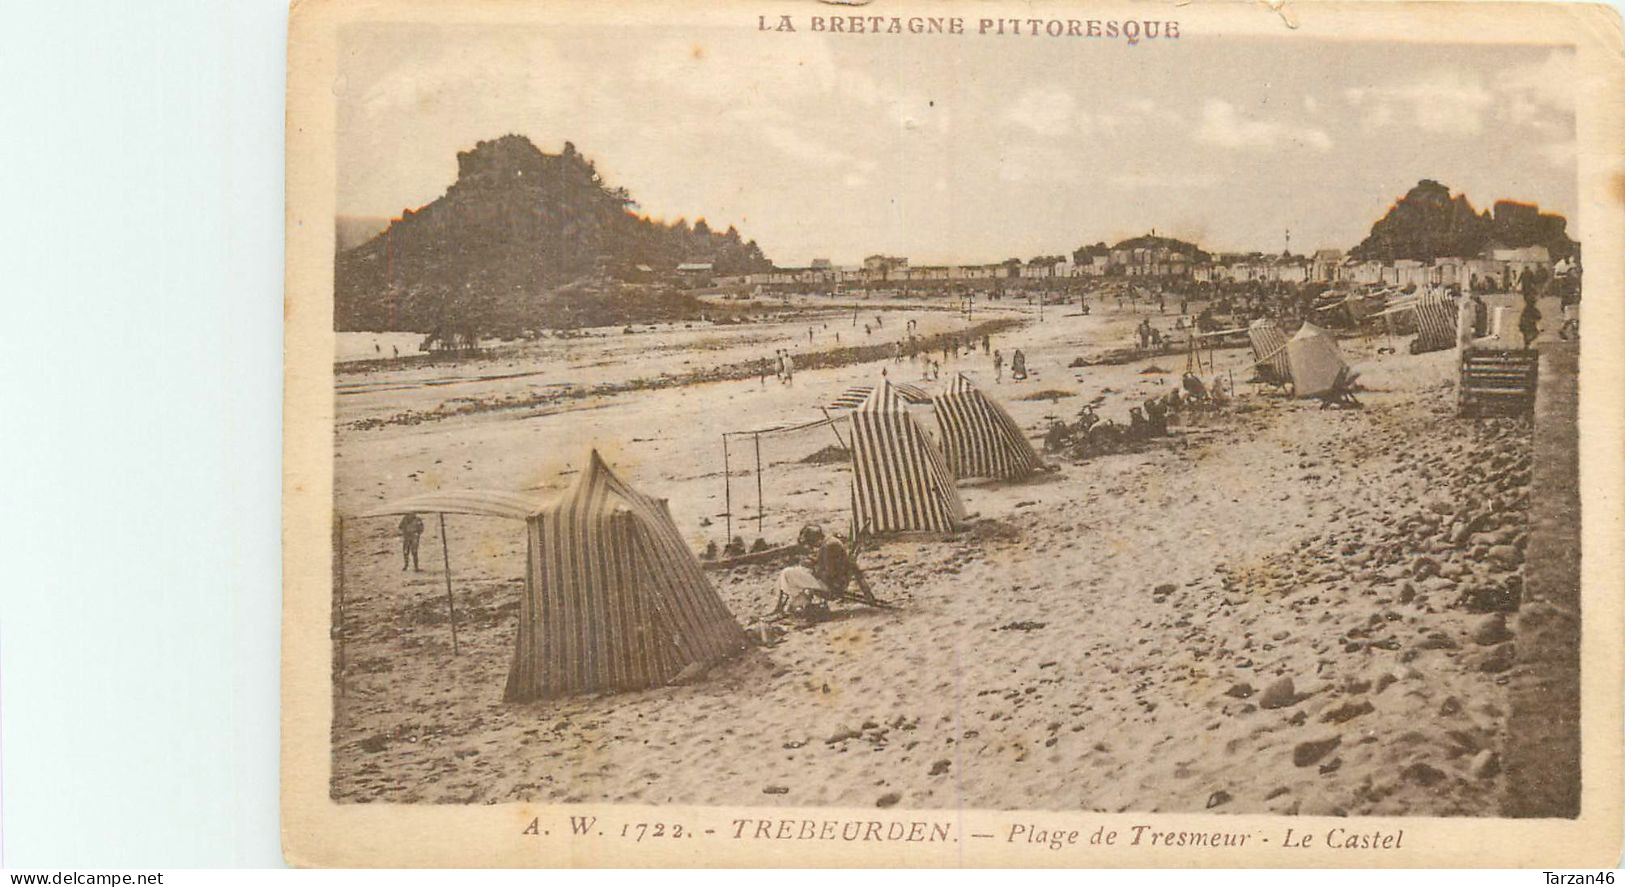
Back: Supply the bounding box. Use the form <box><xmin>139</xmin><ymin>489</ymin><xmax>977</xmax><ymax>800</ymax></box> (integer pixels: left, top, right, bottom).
<box><xmin>932</xmin><ymin>374</ymin><xmax>1046</xmax><ymax>480</ymax></box>
<box><xmin>848</xmin><ymin>380</ymin><xmax>966</xmax><ymax>536</ymax></box>
<box><xmin>506</xmin><ymin>451</ymin><xmax>747</xmax><ymax>701</ymax></box>
<box><xmin>354</xmin><ymin>452</ymin><xmax>746</xmax><ymax>702</ymax></box>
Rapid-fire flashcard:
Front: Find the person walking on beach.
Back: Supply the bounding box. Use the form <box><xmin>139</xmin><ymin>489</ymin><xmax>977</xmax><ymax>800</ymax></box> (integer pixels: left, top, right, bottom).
<box><xmin>982</xmin><ymin>334</ymin><xmax>991</xmax><ymax>355</ymax></box>
<box><xmin>1519</xmin><ymin>292</ymin><xmax>1542</xmax><ymax>349</ymax></box>
<box><xmin>1468</xmin><ymin>290</ymin><xmax>1488</xmax><ymax>339</ymax></box>
<box><xmin>1010</xmin><ymin>349</ymin><xmax>1028</xmax><ymax>381</ymax></box>
<box><xmin>993</xmin><ymin>349</ymin><xmax>1005</xmax><ymax>383</ymax></box>
<box><xmin>398</xmin><ymin>513</ymin><xmax>425</xmax><ymax>571</ymax></box>
<box><xmin>781</xmin><ymin>350</ymin><xmax>795</xmax><ymax>385</ymax></box>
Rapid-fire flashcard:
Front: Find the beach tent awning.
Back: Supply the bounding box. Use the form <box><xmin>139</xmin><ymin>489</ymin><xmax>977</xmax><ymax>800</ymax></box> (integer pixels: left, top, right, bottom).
<box><xmin>824</xmin><ymin>382</ymin><xmax>931</xmax><ymax>411</ymax></box>
<box><xmin>353</xmin><ymin>489</ymin><xmax>552</xmax><ymax>521</ymax></box>
<box><xmin>722</xmin><ymin>414</ymin><xmax>840</xmax><ymax>439</ymax></box>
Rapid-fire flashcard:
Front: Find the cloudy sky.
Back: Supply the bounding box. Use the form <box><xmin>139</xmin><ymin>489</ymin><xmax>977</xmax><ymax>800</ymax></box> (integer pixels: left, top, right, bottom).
<box><xmin>337</xmin><ymin>23</ymin><xmax>1576</xmax><ymax>264</ymax></box>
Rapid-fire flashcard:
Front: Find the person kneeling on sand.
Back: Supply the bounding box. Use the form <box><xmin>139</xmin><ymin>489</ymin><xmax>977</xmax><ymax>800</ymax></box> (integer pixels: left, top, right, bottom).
<box><xmin>772</xmin><ymin>525</ymin><xmax>880</xmax><ymax>619</ymax></box>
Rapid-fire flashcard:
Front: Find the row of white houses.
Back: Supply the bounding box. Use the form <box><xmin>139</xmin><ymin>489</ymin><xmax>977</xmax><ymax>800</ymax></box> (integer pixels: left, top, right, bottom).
<box><xmin>1195</xmin><ymin>245</ymin><xmax>1558</xmax><ymax>289</ymax></box>
<box><xmin>686</xmin><ymin>242</ymin><xmax>1559</xmax><ymax>291</ymax></box>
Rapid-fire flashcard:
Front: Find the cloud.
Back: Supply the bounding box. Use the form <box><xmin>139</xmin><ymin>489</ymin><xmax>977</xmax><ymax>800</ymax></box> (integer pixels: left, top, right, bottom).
<box><xmin>1195</xmin><ymin>100</ymin><xmax>1332</xmax><ymax>151</ymax></box>
<box><xmin>1003</xmin><ymin>87</ymin><xmax>1079</xmax><ymax>137</ymax></box>
<box><xmin>1497</xmin><ymin>50</ymin><xmax>1574</xmax><ymax>113</ymax></box>
<box><xmin>1345</xmin><ymin>68</ymin><xmax>1493</xmax><ymax>136</ymax></box>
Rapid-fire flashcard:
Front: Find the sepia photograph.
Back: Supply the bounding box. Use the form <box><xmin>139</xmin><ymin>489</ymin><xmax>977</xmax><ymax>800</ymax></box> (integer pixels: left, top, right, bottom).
<box><xmin>283</xmin><ymin>0</ymin><xmax>1625</xmax><ymax>867</ymax></box>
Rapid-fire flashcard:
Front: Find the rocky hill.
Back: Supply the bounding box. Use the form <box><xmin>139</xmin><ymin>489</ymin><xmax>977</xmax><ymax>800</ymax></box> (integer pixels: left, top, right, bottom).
<box><xmin>1350</xmin><ymin>180</ymin><xmax>1576</xmax><ymax>262</ymax></box>
<box><xmin>335</xmin><ymin>135</ymin><xmax>773</xmax><ymax>335</ymax></box>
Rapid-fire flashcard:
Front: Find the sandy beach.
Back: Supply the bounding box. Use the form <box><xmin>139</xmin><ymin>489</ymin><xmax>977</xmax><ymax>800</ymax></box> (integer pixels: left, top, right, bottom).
<box><xmin>330</xmin><ymin>295</ymin><xmax>1541</xmax><ymax>815</ymax></box>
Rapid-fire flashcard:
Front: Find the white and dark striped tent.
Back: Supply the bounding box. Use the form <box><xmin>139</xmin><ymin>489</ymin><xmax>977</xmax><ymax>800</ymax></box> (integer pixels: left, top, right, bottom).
<box><xmin>932</xmin><ymin>374</ymin><xmax>1046</xmax><ymax>480</ymax></box>
<box><xmin>1248</xmin><ymin>319</ymin><xmax>1292</xmax><ymax>389</ymax></box>
<box><xmin>506</xmin><ymin>451</ymin><xmax>747</xmax><ymax>701</ymax></box>
<box><xmin>1412</xmin><ymin>289</ymin><xmax>1457</xmax><ymax>353</ymax></box>
<box><xmin>345</xmin><ymin>451</ymin><xmax>746</xmax><ymax>702</ymax></box>
<box><xmin>848</xmin><ymin>380</ymin><xmax>966</xmax><ymax>536</ymax></box>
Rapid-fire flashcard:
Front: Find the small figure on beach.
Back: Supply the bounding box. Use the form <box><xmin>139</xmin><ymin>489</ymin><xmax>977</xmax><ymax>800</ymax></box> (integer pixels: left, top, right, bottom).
<box><xmin>1144</xmin><ymin>398</ymin><xmax>1169</xmax><ymax>436</ymax></box>
<box><xmin>1519</xmin><ymin>292</ymin><xmax>1542</xmax><ymax>349</ymax></box>
<box><xmin>1128</xmin><ymin>406</ymin><xmax>1148</xmax><ymax>439</ymax></box>
<box><xmin>982</xmin><ymin>334</ymin><xmax>991</xmax><ymax>355</ymax></box>
<box><xmin>398</xmin><ymin>513</ymin><xmax>424</xmax><ymax>572</ymax></box>
<box><xmin>780</xmin><ymin>349</ymin><xmax>795</xmax><ymax>384</ymax></box>
<box><xmin>1182</xmin><ymin>372</ymin><xmax>1209</xmax><ymax>402</ymax></box>
<box><xmin>1010</xmin><ymin>349</ymin><xmax>1028</xmax><ymax>381</ymax></box>
<box><xmin>993</xmin><ymin>349</ymin><xmax>1005</xmax><ymax>382</ymax></box>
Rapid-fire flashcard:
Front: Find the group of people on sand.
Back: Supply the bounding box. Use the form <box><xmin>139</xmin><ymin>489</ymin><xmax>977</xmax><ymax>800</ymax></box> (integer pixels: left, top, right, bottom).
<box><xmin>991</xmin><ymin>347</ymin><xmax>1027</xmax><ymax>382</ymax></box>
<box><xmin>758</xmin><ymin>349</ymin><xmax>796</xmax><ymax>386</ymax></box>
<box><xmin>1455</xmin><ymin>273</ymin><xmax>1566</xmax><ymax>352</ymax></box>
<box><xmin>1136</xmin><ymin>319</ymin><xmax>1167</xmax><ymax>350</ymax></box>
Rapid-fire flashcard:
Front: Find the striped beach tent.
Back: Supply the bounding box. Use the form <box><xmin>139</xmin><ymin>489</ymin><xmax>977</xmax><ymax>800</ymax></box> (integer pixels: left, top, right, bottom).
<box><xmin>1411</xmin><ymin>289</ymin><xmax>1457</xmax><ymax>354</ymax></box>
<box><xmin>1248</xmin><ymin>319</ymin><xmax>1292</xmax><ymax>389</ymax></box>
<box><xmin>344</xmin><ymin>454</ymin><xmax>745</xmax><ymax>703</ymax></box>
<box><xmin>932</xmin><ymin>374</ymin><xmax>1046</xmax><ymax>480</ymax></box>
<box><xmin>848</xmin><ymin>380</ymin><xmax>966</xmax><ymax>536</ymax></box>
<box><xmin>504</xmin><ymin>450</ymin><xmax>748</xmax><ymax>701</ymax></box>
<box><xmin>824</xmin><ymin>382</ymin><xmax>931</xmax><ymax>410</ymax></box>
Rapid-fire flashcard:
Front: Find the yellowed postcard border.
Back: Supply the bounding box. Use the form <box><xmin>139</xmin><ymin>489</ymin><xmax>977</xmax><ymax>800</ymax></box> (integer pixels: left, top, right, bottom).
<box><xmin>283</xmin><ymin>0</ymin><xmax>1625</xmax><ymax>867</ymax></box>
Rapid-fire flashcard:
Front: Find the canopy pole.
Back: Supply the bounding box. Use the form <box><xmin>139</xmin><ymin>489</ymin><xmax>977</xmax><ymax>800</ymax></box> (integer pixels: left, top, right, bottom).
<box><xmin>439</xmin><ymin>512</ymin><xmax>460</xmax><ymax>656</ymax></box>
<box><xmin>722</xmin><ymin>435</ymin><xmax>732</xmax><ymax>543</ymax></box>
<box><xmin>336</xmin><ymin>515</ymin><xmax>346</xmax><ymax>697</ymax></box>
<box><xmin>754</xmin><ymin>432</ymin><xmax>765</xmax><ymax>537</ymax></box>
<box><xmin>820</xmin><ymin>408</ymin><xmax>848</xmax><ymax>451</ymax></box>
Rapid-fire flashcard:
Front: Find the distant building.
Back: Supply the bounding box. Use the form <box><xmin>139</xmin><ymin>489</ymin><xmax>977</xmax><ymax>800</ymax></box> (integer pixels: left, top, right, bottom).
<box><xmin>1105</xmin><ymin>233</ymin><xmax>1205</xmax><ymax>277</ymax></box>
<box><xmin>863</xmin><ymin>255</ymin><xmax>909</xmax><ymax>280</ymax></box>
<box><xmin>1311</xmin><ymin>249</ymin><xmax>1343</xmax><ymax>282</ymax></box>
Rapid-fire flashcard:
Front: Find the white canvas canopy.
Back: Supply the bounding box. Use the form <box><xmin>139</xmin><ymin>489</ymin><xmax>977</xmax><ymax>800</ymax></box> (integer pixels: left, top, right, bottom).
<box><xmin>1286</xmin><ymin>321</ymin><xmax>1351</xmax><ymax>399</ymax></box>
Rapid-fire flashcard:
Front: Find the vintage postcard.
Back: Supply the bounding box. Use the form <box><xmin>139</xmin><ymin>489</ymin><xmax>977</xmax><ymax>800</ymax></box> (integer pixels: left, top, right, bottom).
<box><xmin>283</xmin><ymin>0</ymin><xmax>1625</xmax><ymax>867</ymax></box>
